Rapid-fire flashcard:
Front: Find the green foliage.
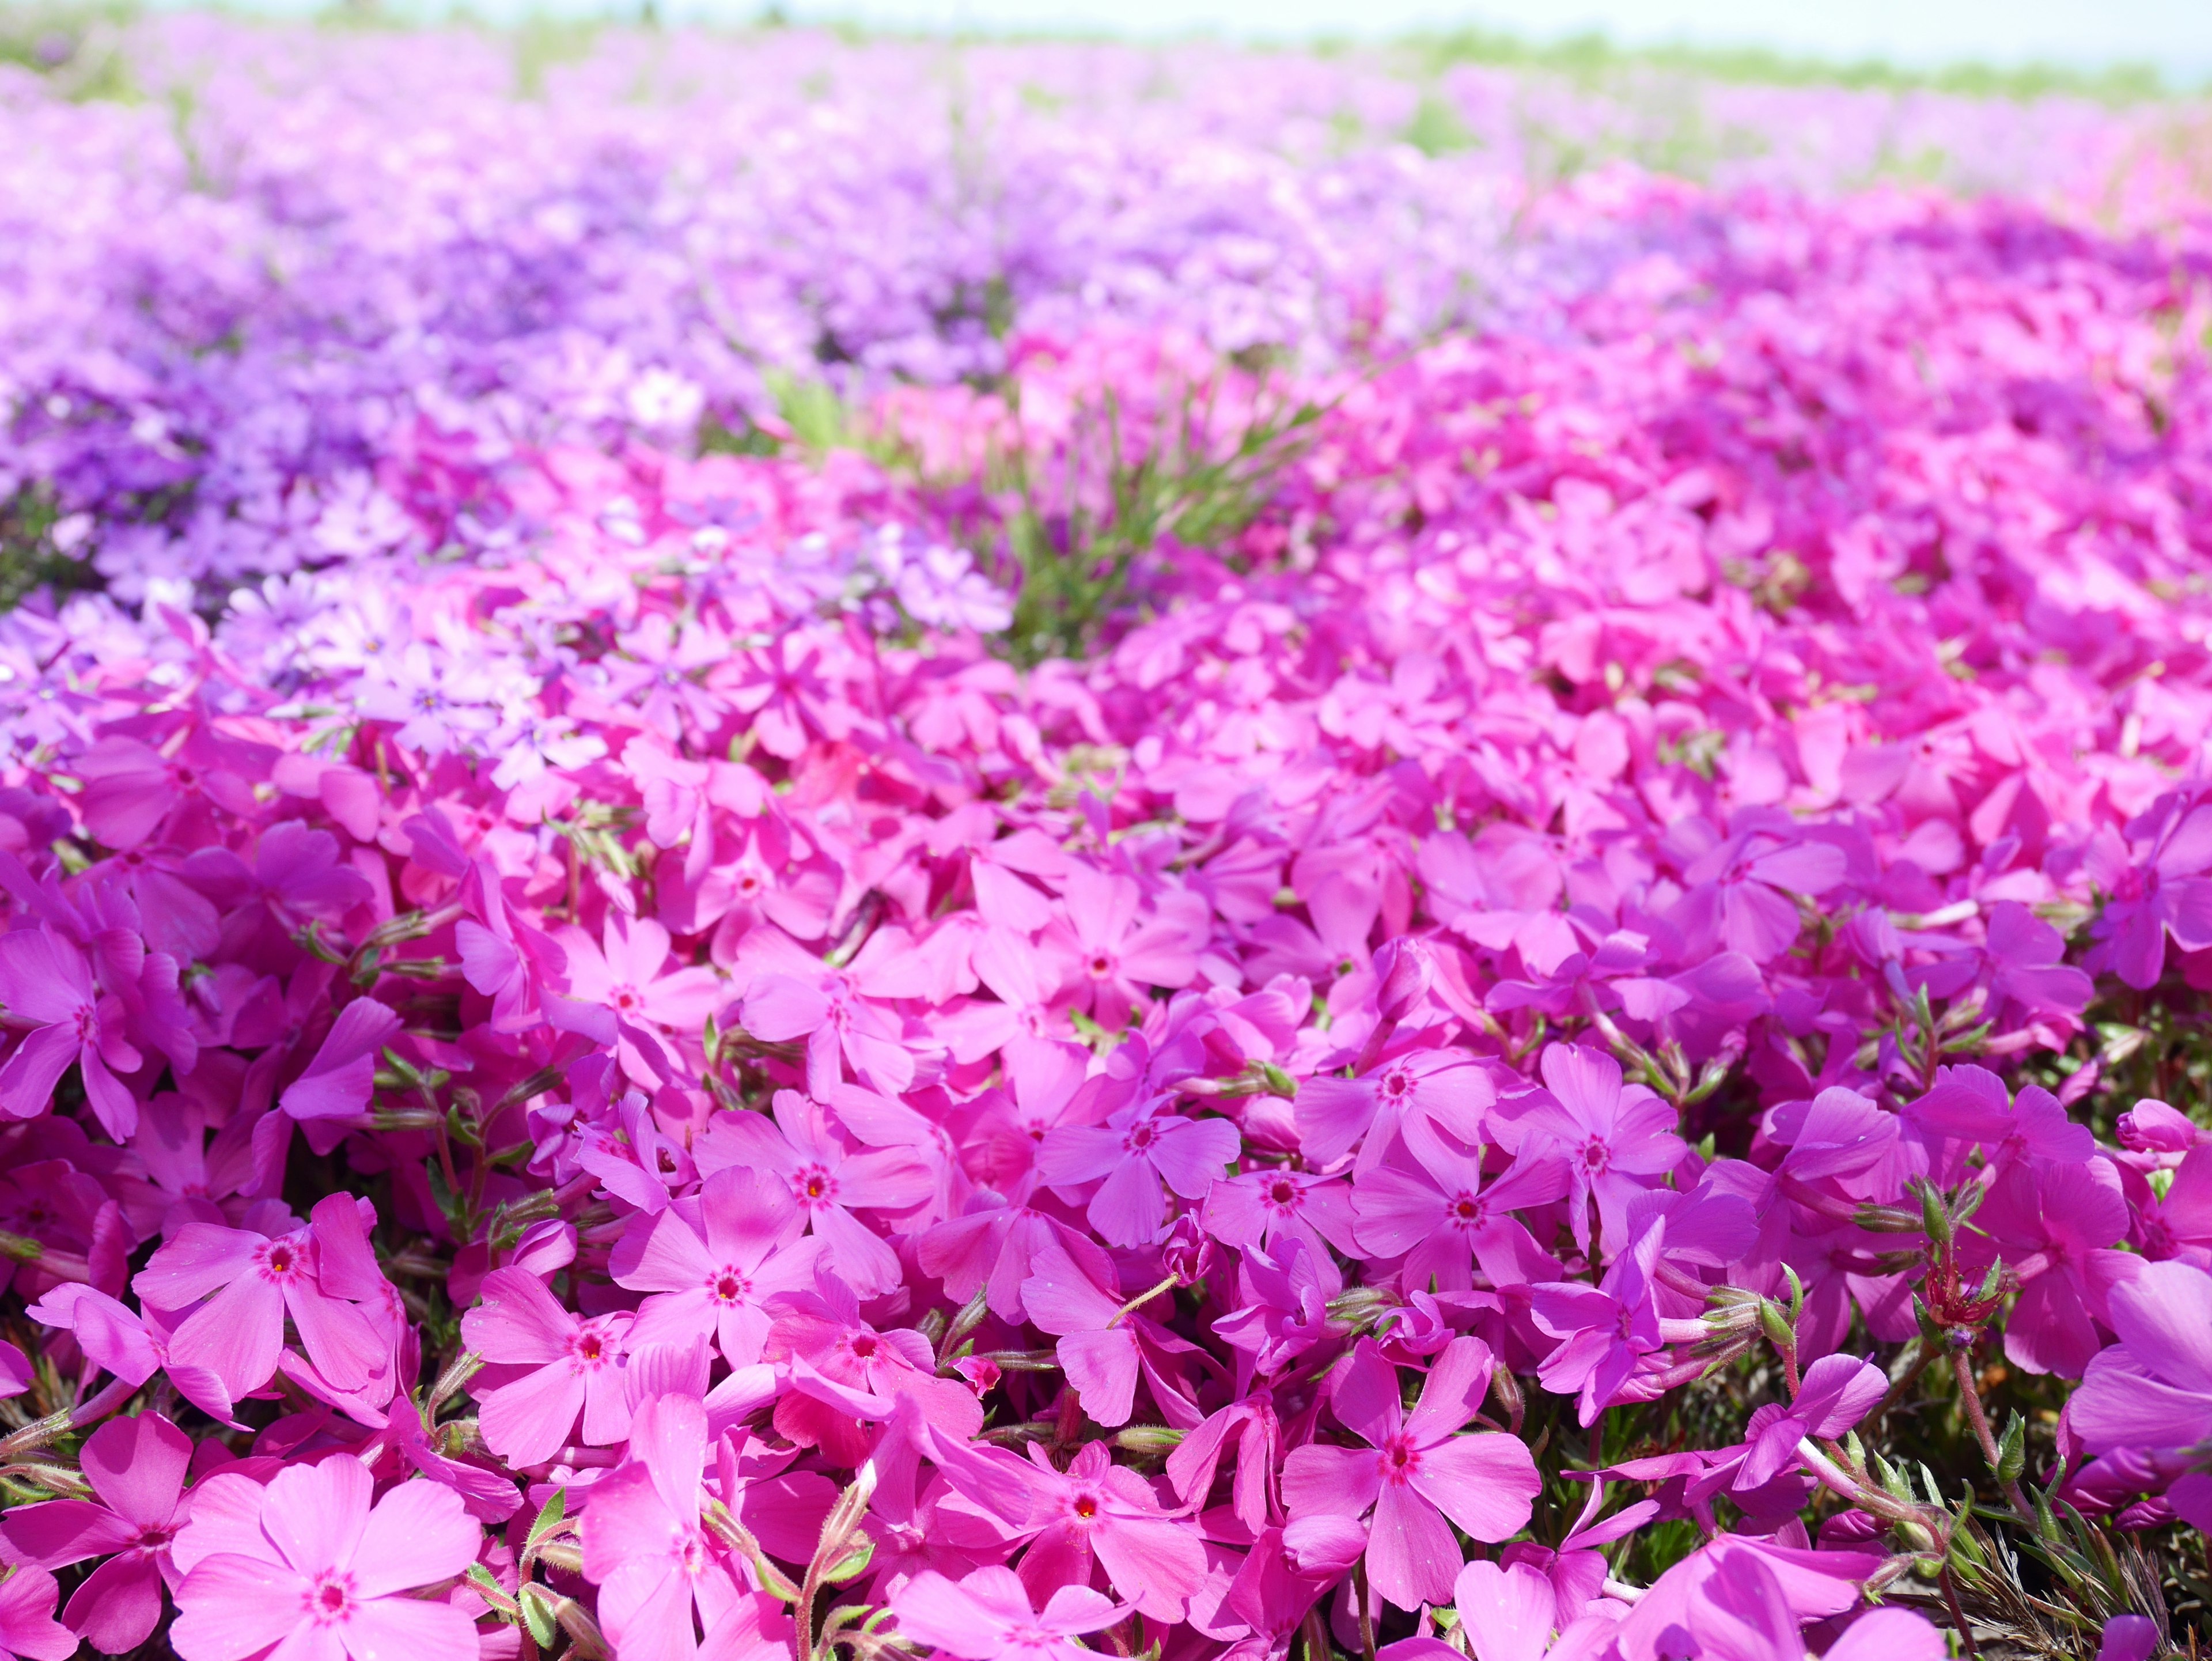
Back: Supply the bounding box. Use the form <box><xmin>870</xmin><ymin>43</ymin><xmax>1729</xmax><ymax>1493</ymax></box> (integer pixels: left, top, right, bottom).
<box><xmin>1402</xmin><ymin>27</ymin><xmax>2179</xmax><ymax>104</ymax></box>
<box><xmin>990</xmin><ymin>379</ymin><xmax>1323</xmax><ymax>666</ymax></box>
<box><xmin>0</xmin><ymin>487</ymin><xmax>97</xmax><ymax>614</ymax></box>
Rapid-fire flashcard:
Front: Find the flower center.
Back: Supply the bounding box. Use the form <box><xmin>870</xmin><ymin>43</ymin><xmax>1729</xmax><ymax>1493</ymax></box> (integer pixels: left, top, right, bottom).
<box><xmin>712</xmin><ymin>1271</ymin><xmax>748</xmax><ymax>1303</ymax></box>
<box><xmin>1268</xmin><ymin>1179</ymin><xmax>1297</xmax><ymax>1206</ymax></box>
<box><xmin>1382</xmin><ymin>1440</ymin><xmax>1420</xmax><ymax>1482</ymax></box>
<box><xmin>305</xmin><ymin>1572</ymin><xmax>355</xmax><ymax>1624</ymax></box>
<box><xmin>1071</xmin><ymin>1493</ymin><xmax>1100</xmax><ymax>1520</ymax></box>
<box><xmin>1087</xmin><ymin>954</ymin><xmax>1113</xmax><ymax>979</ymax></box>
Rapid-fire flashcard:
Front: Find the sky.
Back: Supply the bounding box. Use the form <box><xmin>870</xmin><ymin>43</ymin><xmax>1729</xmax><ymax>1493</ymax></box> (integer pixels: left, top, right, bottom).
<box><xmin>744</xmin><ymin>0</ymin><xmax>2212</xmax><ymax>81</ymax></box>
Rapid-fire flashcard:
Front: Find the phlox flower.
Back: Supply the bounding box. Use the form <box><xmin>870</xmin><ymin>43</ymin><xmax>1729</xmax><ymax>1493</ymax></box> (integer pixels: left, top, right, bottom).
<box><xmin>613</xmin><ymin>1165</ymin><xmax>820</xmax><ymax>1365</ymax></box>
<box><xmin>1516</xmin><ymin>1042</ymin><xmax>1685</xmax><ymax>1255</ymax></box>
<box><xmin>169</xmin><ymin>1460</ymin><xmax>481</xmax><ymax>1661</ymax></box>
<box><xmin>0</xmin><ymin>924</ymin><xmax>143</xmax><ymax>1137</ymax></box>
<box><xmin>460</xmin><ymin>1267</ymin><xmax>637</xmax><ymax>1467</ymax></box>
<box><xmin>0</xmin><ymin>1412</ymin><xmax>195</xmax><ymax>1654</ymax></box>
<box><xmin>133</xmin><ymin>1206</ymin><xmax>390</xmax><ymax>1408</ymax></box>
<box><xmin>1035</xmin><ymin>1098</ymin><xmax>1240</xmax><ymax>1249</ymax></box>
<box><xmin>1282</xmin><ymin>1335</ymin><xmax>1540</xmax><ymax>1610</ymax></box>
<box><xmin>581</xmin><ymin>1394</ymin><xmax>794</xmax><ymax>1661</ymax></box>
<box><xmin>892</xmin><ymin>1567</ymin><xmax>1122</xmax><ymax>1661</ymax></box>
<box><xmin>696</xmin><ymin>1091</ymin><xmax>934</xmax><ymax>1297</ymax></box>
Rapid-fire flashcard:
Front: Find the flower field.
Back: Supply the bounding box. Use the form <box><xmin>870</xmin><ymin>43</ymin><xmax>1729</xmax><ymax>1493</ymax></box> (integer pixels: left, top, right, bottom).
<box><xmin>2</xmin><ymin>13</ymin><xmax>2212</xmax><ymax>1660</ymax></box>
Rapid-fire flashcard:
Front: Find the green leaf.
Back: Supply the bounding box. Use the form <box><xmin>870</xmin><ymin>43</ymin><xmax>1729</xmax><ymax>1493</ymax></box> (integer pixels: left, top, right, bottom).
<box><xmin>530</xmin><ymin>1486</ymin><xmax>568</xmax><ymax>1545</ymax></box>
<box><xmin>521</xmin><ymin>1587</ymin><xmax>560</xmax><ymax>1648</ymax></box>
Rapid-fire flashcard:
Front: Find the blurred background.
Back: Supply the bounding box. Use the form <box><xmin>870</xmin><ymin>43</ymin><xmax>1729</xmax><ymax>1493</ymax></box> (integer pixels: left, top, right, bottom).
<box><xmin>111</xmin><ymin>0</ymin><xmax>2212</xmax><ymax>85</ymax></box>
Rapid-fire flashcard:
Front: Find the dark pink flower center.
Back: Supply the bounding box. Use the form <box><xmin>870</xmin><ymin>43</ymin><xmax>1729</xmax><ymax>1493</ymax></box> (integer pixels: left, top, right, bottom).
<box><xmin>1381</xmin><ymin>1439</ymin><xmax>1421</xmax><ymax>1483</ymax></box>
<box><xmin>305</xmin><ymin>1572</ymin><xmax>355</xmax><ymax>1624</ymax></box>
<box><xmin>711</xmin><ymin>1270</ymin><xmax>750</xmax><ymax>1303</ymax></box>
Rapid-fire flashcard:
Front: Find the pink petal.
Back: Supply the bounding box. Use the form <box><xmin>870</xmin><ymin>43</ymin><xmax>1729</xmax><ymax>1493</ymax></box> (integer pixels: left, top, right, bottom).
<box><xmin>478</xmin><ymin>1361</ymin><xmax>586</xmax><ymax>1467</ymax></box>
<box><xmin>1408</xmin><ymin>1433</ymin><xmax>1540</xmax><ymax>1542</ymax></box>
<box><xmin>167</xmin><ymin>1273</ymin><xmax>285</xmax><ymax>1402</ymax></box>
<box><xmin>134</xmin><ymin>1223</ymin><xmax>260</xmax><ymax>1312</ymax></box>
<box><xmin>350</xmin><ymin>1481</ymin><xmax>481</xmax><ymax>1598</ymax></box>
<box><xmin>172</xmin><ymin>1555</ymin><xmax>309</xmax><ymax>1661</ymax></box>
<box><xmin>81</xmin><ymin>1412</ymin><xmax>188</xmax><ymax>1533</ymax></box>
<box><xmin>1</xmin><ymin>1499</ymin><xmax>134</xmax><ymax>1568</ymax></box>
<box><xmin>461</xmin><ymin>1267</ymin><xmax>577</xmax><ymax>1364</ymax></box>
<box><xmin>64</xmin><ymin>1549</ymin><xmax>166</xmax><ymax>1654</ymax></box>
<box><xmin>258</xmin><ymin>1457</ymin><xmax>371</xmax><ymax>1578</ymax></box>
<box><xmin>335</xmin><ymin>1596</ymin><xmax>479</xmax><ymax>1661</ymax></box>
<box><xmin>1364</xmin><ymin>1482</ymin><xmax>1459</xmax><ymax>1611</ymax></box>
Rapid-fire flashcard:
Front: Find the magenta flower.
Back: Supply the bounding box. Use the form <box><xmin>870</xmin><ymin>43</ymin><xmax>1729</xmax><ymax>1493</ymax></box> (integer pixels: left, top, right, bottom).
<box><xmin>695</xmin><ymin>1091</ymin><xmax>934</xmax><ymax>1297</ymax></box>
<box><xmin>1281</xmin><ymin>1335</ymin><xmax>1540</xmax><ymax>1610</ymax></box>
<box><xmin>1712</xmin><ymin>1354</ymin><xmax>1888</xmax><ymax>1493</ymax></box>
<box><xmin>555</xmin><ymin>913</ymin><xmax>721</xmax><ymax>1088</ymax></box>
<box><xmin>133</xmin><ymin>1216</ymin><xmax>389</xmax><ymax>1406</ymax></box>
<box><xmin>169</xmin><ymin>1461</ymin><xmax>481</xmax><ymax>1661</ymax></box>
<box><xmin>582</xmin><ymin>1394</ymin><xmax>793</xmax><ymax>1661</ymax></box>
<box><xmin>919</xmin><ymin>1426</ymin><xmax>1209</xmax><ymax>1621</ymax></box>
<box><xmin>2088</xmin><ymin>790</ymin><xmax>2212</xmax><ymax>989</ymax></box>
<box><xmin>1965</xmin><ymin>1155</ymin><xmax>2129</xmax><ymax>1378</ymax></box>
<box><xmin>893</xmin><ymin>1567</ymin><xmax>1122</xmax><ymax>1661</ymax></box>
<box><xmin>1036</xmin><ymin>1099</ymin><xmax>1240</xmax><ymax>1248</ymax></box>
<box><xmin>278</xmin><ymin>998</ymin><xmax>403</xmax><ymax>1122</ymax></box>
<box><xmin>0</xmin><ymin>1568</ymin><xmax>73</xmax><ymax>1661</ymax></box>
<box><xmin>1352</xmin><ymin>1140</ymin><xmax>1567</xmax><ymax>1291</ymax></box>
<box><xmin>2071</xmin><ymin>1259</ymin><xmax>2212</xmax><ymax>1455</ymax></box>
<box><xmin>612</xmin><ymin>1165</ymin><xmax>819</xmax><ymax>1365</ymax></box>
<box><xmin>0</xmin><ymin>924</ymin><xmax>142</xmax><ymax>1137</ymax></box>
<box><xmin>1</xmin><ymin>1412</ymin><xmax>195</xmax><ymax>1654</ymax></box>
<box><xmin>1294</xmin><ymin>1050</ymin><xmax>1495</xmax><ymax>1175</ymax></box>
<box><xmin>1018</xmin><ymin>1233</ymin><xmax>1181</xmax><ymax>1426</ymax></box>
<box><xmin>1666</xmin><ymin>816</ymin><xmax>1847</xmax><ymax>964</ymax></box>
<box><xmin>460</xmin><ymin>1267</ymin><xmax>637</xmax><ymax>1466</ymax></box>
<box><xmin>1517</xmin><ymin>1042</ymin><xmax>1685</xmax><ymax>1254</ymax></box>
<box><xmin>1048</xmin><ymin>864</ymin><xmax>1204</xmax><ymax>1027</ymax></box>
<box><xmin>1530</xmin><ymin>1220</ymin><xmax>1668</xmax><ymax>1426</ymax></box>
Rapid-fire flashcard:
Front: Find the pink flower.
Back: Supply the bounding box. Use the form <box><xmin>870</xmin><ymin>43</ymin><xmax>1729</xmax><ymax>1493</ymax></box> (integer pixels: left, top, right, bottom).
<box><xmin>556</xmin><ymin>913</ymin><xmax>720</xmax><ymax>1088</ymax></box>
<box><xmin>1282</xmin><ymin>1336</ymin><xmax>1540</xmax><ymax>1610</ymax></box>
<box><xmin>695</xmin><ymin>1091</ymin><xmax>934</xmax><ymax>1297</ymax></box>
<box><xmin>0</xmin><ymin>1567</ymin><xmax>74</xmax><ymax>1661</ymax></box>
<box><xmin>1</xmin><ymin>1412</ymin><xmax>195</xmax><ymax>1654</ymax></box>
<box><xmin>169</xmin><ymin>1461</ymin><xmax>482</xmax><ymax>1661</ymax></box>
<box><xmin>612</xmin><ymin>1165</ymin><xmax>820</xmax><ymax>1365</ymax></box>
<box><xmin>919</xmin><ymin>1427</ymin><xmax>1208</xmax><ymax>1622</ymax></box>
<box><xmin>1049</xmin><ymin>865</ymin><xmax>1205</xmax><ymax>1027</ymax></box>
<box><xmin>1966</xmin><ymin>1156</ymin><xmax>2129</xmax><ymax>1378</ymax></box>
<box><xmin>893</xmin><ymin>1567</ymin><xmax>1122</xmax><ymax>1661</ymax></box>
<box><xmin>1516</xmin><ymin>1042</ymin><xmax>1685</xmax><ymax>1254</ymax></box>
<box><xmin>460</xmin><ymin>1266</ymin><xmax>636</xmax><ymax>1466</ymax></box>
<box><xmin>581</xmin><ymin>1394</ymin><xmax>794</xmax><ymax>1661</ymax></box>
<box><xmin>1530</xmin><ymin>1219</ymin><xmax>1668</xmax><ymax>1426</ymax></box>
<box><xmin>133</xmin><ymin>1211</ymin><xmax>390</xmax><ymax>1406</ymax></box>
<box><xmin>1036</xmin><ymin>1099</ymin><xmax>1240</xmax><ymax>1248</ymax></box>
<box><xmin>1351</xmin><ymin>1140</ymin><xmax>1566</xmax><ymax>1291</ymax></box>
<box><xmin>279</xmin><ymin>999</ymin><xmax>403</xmax><ymax>1122</ymax></box>
<box><xmin>0</xmin><ymin>924</ymin><xmax>143</xmax><ymax>1137</ymax></box>
<box><xmin>1294</xmin><ymin>1050</ymin><xmax>1495</xmax><ymax>1175</ymax></box>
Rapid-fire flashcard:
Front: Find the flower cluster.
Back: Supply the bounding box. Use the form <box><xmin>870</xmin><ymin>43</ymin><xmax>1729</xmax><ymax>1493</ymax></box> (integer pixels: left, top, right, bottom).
<box><xmin>1</xmin><ymin>17</ymin><xmax>2211</xmax><ymax>1661</ymax></box>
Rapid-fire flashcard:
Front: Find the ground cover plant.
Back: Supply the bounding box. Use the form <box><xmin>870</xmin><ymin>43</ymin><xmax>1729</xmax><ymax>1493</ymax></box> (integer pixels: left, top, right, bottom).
<box><xmin>2</xmin><ymin>13</ymin><xmax>2212</xmax><ymax>1661</ymax></box>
